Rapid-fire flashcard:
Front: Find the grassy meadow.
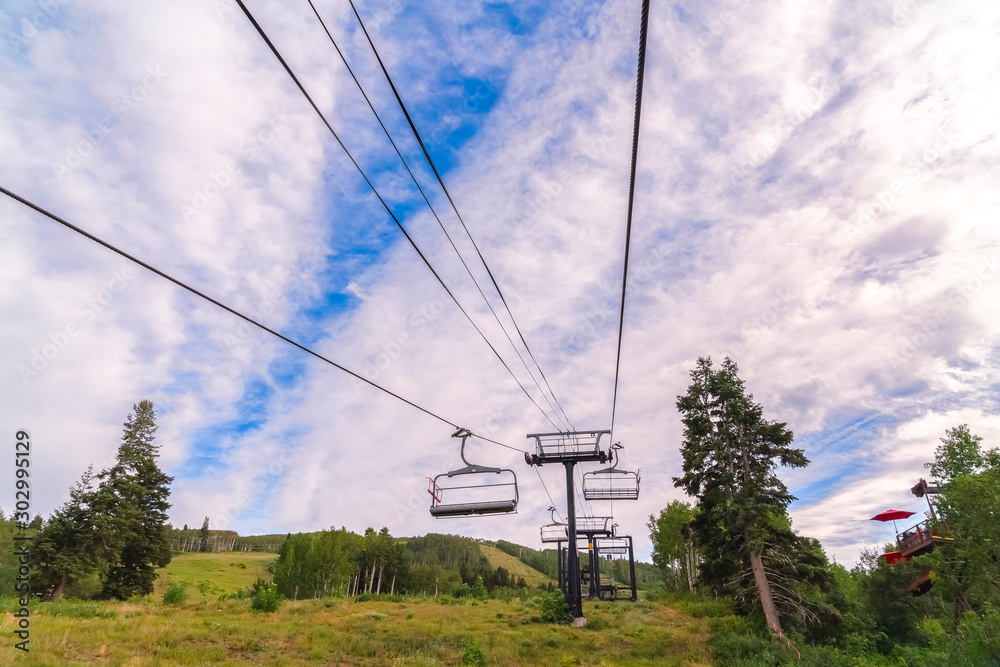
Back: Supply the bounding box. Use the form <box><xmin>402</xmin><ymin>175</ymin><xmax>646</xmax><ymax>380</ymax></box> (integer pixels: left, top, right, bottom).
<box><xmin>1</xmin><ymin>595</ymin><xmax>712</xmax><ymax>666</ymax></box>
<box><xmin>477</xmin><ymin>545</ymin><xmax>556</xmax><ymax>589</ymax></box>
<box><xmin>0</xmin><ymin>551</ymin><xmax>716</xmax><ymax>666</ymax></box>
<box><xmin>152</xmin><ymin>551</ymin><xmax>276</xmax><ymax>599</ymax></box>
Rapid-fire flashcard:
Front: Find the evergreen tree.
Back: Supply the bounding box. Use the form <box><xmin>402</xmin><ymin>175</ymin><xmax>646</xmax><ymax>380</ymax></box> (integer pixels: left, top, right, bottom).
<box><xmin>0</xmin><ymin>513</ymin><xmax>18</xmax><ymax>595</ymax></box>
<box><xmin>199</xmin><ymin>517</ymin><xmax>210</xmax><ymax>553</ymax></box>
<box><xmin>155</xmin><ymin>524</ymin><xmax>172</xmax><ymax>567</ymax></box>
<box><xmin>32</xmin><ymin>467</ymin><xmax>118</xmax><ymax>600</ymax></box>
<box><xmin>673</xmin><ymin>357</ymin><xmax>809</xmax><ymax>633</ymax></box>
<box><xmin>98</xmin><ymin>400</ymin><xmax>174</xmax><ymax>599</ymax></box>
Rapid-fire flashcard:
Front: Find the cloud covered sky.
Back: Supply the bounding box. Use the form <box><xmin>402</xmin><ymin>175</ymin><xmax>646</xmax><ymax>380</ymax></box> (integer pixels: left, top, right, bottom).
<box><xmin>2</xmin><ymin>0</ymin><xmax>999</xmax><ymax>565</ymax></box>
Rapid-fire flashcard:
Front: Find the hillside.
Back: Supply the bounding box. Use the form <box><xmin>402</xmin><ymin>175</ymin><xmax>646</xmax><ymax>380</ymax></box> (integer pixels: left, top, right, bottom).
<box><xmin>154</xmin><ymin>551</ymin><xmax>275</xmax><ymax>598</ymax></box>
<box><xmin>479</xmin><ymin>544</ymin><xmax>556</xmax><ymax>588</ymax></box>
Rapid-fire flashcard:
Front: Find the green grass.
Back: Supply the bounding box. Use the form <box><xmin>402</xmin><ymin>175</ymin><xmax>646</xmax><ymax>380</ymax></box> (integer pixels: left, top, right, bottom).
<box><xmin>1</xmin><ymin>553</ymin><xmax>708</xmax><ymax>665</ymax></box>
<box><xmin>0</xmin><ymin>596</ymin><xmax>712</xmax><ymax>665</ymax></box>
<box><xmin>153</xmin><ymin>551</ymin><xmax>276</xmax><ymax>599</ymax></box>
<box><xmin>479</xmin><ymin>544</ymin><xmax>556</xmax><ymax>588</ymax></box>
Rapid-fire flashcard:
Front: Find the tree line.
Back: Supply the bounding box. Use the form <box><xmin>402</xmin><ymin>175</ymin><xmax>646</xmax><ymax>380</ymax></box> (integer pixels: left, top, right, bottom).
<box><xmin>270</xmin><ymin>531</ymin><xmax>541</xmax><ymax>600</ymax></box>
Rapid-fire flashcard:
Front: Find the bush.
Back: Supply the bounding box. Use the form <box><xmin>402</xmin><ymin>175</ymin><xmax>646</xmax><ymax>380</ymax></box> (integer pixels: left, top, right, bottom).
<box><xmin>491</xmin><ymin>586</ymin><xmax>523</xmax><ymax>602</ymax></box>
<box><xmin>250</xmin><ymin>584</ymin><xmax>283</xmax><ymax>613</ymax></box>
<box><xmin>471</xmin><ymin>576</ymin><xmax>488</xmax><ymax>600</ymax></box>
<box><xmin>219</xmin><ymin>587</ymin><xmax>252</xmax><ymax>601</ymax></box>
<box><xmin>538</xmin><ymin>591</ymin><xmax>572</xmax><ymax>624</ymax></box>
<box><xmin>710</xmin><ymin>630</ymin><xmax>786</xmax><ymax>667</ymax></box>
<box><xmin>162</xmin><ymin>583</ymin><xmax>188</xmax><ymax>606</ymax></box>
<box><xmin>460</xmin><ymin>639</ymin><xmax>487</xmax><ymax>665</ymax></box>
<box><xmin>220</xmin><ymin>577</ymin><xmax>272</xmax><ymax>602</ymax></box>
<box><xmin>585</xmin><ymin>616</ymin><xmax>610</xmax><ymax>631</ymax></box>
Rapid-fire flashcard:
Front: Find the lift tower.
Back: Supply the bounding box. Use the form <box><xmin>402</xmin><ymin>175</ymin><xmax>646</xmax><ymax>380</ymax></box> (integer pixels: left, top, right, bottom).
<box><xmin>526</xmin><ymin>430</ymin><xmax>611</xmax><ymax>621</ymax></box>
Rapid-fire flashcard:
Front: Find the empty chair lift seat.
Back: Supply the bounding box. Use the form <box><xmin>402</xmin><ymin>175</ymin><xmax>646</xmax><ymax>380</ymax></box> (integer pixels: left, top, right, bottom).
<box><xmin>583</xmin><ymin>444</ymin><xmax>640</xmax><ymax>500</ymax></box>
<box><xmin>428</xmin><ymin>428</ymin><xmax>519</xmax><ymax>519</ymax></box>
<box><xmin>429</xmin><ymin>497</ymin><xmax>516</xmax><ymax>518</ymax></box>
<box><xmin>525</xmin><ymin>430</ymin><xmax>612</xmax><ymax>465</ymax></box>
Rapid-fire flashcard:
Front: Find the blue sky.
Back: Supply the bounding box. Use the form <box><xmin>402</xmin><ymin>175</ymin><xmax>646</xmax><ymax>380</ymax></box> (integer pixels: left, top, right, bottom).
<box><xmin>2</xmin><ymin>0</ymin><xmax>999</xmax><ymax>565</ymax></box>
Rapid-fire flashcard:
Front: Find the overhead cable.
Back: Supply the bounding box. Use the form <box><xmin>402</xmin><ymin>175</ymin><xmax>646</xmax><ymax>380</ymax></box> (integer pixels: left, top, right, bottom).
<box><xmin>0</xmin><ymin>185</ymin><xmax>523</xmax><ymax>455</ymax></box>
<box><xmin>306</xmin><ymin>0</ymin><xmax>571</xmax><ymax>433</ymax></box>
<box><xmin>348</xmin><ymin>0</ymin><xmax>576</xmax><ymax>432</ymax></box>
<box><xmin>233</xmin><ymin>0</ymin><xmax>563</xmax><ymax>432</ymax></box>
<box><xmin>609</xmin><ymin>0</ymin><xmax>650</xmax><ymax>439</ymax></box>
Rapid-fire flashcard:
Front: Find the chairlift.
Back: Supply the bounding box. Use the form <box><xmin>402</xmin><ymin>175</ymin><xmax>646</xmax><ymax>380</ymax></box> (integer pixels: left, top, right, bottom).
<box><xmin>540</xmin><ymin>506</ymin><xmax>568</xmax><ymax>543</ymax></box>
<box><xmin>428</xmin><ymin>428</ymin><xmax>518</xmax><ymax>518</ymax></box>
<box><xmin>575</xmin><ymin>516</ymin><xmax>614</xmax><ymax>535</ymax></box>
<box><xmin>525</xmin><ymin>430</ymin><xmax>611</xmax><ymax>465</ymax></box>
<box><xmin>582</xmin><ymin>443</ymin><xmax>640</xmax><ymax>501</ymax></box>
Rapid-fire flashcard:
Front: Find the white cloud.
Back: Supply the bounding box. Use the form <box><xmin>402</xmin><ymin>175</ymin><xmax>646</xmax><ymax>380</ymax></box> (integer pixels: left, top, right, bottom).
<box><xmin>1</xmin><ymin>0</ymin><xmax>999</xmax><ymax>568</ymax></box>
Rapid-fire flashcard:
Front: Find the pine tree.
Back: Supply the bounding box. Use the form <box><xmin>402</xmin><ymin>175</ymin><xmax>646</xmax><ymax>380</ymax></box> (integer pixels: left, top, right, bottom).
<box><xmin>673</xmin><ymin>357</ymin><xmax>809</xmax><ymax>633</ymax></box>
<box><xmin>98</xmin><ymin>400</ymin><xmax>174</xmax><ymax>599</ymax></box>
<box><xmin>32</xmin><ymin>466</ymin><xmax>119</xmax><ymax>600</ymax></box>
<box><xmin>200</xmin><ymin>516</ymin><xmax>210</xmax><ymax>553</ymax></box>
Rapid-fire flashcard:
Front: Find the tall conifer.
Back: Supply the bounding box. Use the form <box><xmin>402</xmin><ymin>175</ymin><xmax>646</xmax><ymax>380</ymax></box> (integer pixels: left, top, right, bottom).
<box><xmin>98</xmin><ymin>400</ymin><xmax>174</xmax><ymax>599</ymax></box>
<box><xmin>674</xmin><ymin>357</ymin><xmax>808</xmax><ymax>632</ymax></box>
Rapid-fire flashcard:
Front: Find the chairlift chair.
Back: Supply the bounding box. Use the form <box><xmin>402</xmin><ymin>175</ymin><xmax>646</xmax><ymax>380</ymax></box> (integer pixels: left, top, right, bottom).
<box><xmin>428</xmin><ymin>428</ymin><xmax>519</xmax><ymax>518</ymax></box>
<box><xmin>582</xmin><ymin>443</ymin><xmax>640</xmax><ymax>501</ymax></box>
<box><xmin>596</xmin><ymin>536</ymin><xmax>631</xmax><ymax>556</ymax></box>
<box><xmin>574</xmin><ymin>516</ymin><xmax>614</xmax><ymax>536</ymax></box>
<box><xmin>540</xmin><ymin>506</ymin><xmax>568</xmax><ymax>543</ymax></box>
<box><xmin>525</xmin><ymin>430</ymin><xmax>612</xmax><ymax>465</ymax></box>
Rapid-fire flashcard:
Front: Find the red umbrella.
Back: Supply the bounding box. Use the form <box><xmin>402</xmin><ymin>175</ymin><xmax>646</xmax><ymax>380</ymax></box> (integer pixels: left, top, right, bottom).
<box><xmin>871</xmin><ymin>509</ymin><xmax>915</xmax><ymax>535</ymax></box>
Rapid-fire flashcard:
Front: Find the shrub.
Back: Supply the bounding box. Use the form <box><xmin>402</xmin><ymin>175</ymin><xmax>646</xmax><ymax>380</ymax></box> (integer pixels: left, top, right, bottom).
<box><xmin>250</xmin><ymin>584</ymin><xmax>283</xmax><ymax>613</ymax></box>
<box><xmin>585</xmin><ymin>617</ymin><xmax>610</xmax><ymax>631</ymax></box>
<box><xmin>710</xmin><ymin>630</ymin><xmax>785</xmax><ymax>667</ymax></box>
<box><xmin>491</xmin><ymin>586</ymin><xmax>517</xmax><ymax>602</ymax></box>
<box><xmin>219</xmin><ymin>587</ymin><xmax>252</xmax><ymax>601</ymax></box>
<box><xmin>461</xmin><ymin>639</ymin><xmax>487</xmax><ymax>665</ymax></box>
<box><xmin>162</xmin><ymin>583</ymin><xmax>188</xmax><ymax>605</ymax></box>
<box><xmin>539</xmin><ymin>591</ymin><xmax>572</xmax><ymax>624</ymax></box>
<box><xmin>471</xmin><ymin>576</ymin><xmax>488</xmax><ymax>600</ymax></box>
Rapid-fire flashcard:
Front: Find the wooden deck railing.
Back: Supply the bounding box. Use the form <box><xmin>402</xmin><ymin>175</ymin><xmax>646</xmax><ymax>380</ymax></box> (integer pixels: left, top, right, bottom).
<box><xmin>896</xmin><ymin>519</ymin><xmax>948</xmax><ymax>558</ymax></box>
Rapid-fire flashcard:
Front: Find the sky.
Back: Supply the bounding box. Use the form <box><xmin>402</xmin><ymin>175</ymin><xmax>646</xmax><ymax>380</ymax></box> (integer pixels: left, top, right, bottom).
<box><xmin>1</xmin><ymin>0</ymin><xmax>999</xmax><ymax>566</ymax></box>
